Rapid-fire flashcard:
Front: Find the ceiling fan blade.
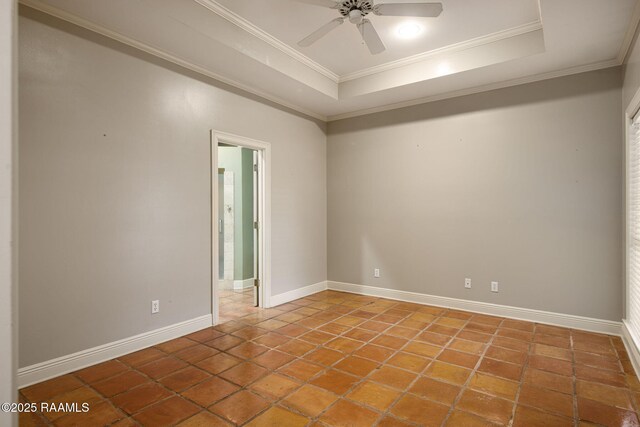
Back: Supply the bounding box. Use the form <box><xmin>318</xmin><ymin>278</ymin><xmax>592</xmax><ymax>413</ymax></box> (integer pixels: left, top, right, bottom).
<box><xmin>373</xmin><ymin>2</ymin><xmax>443</xmax><ymax>17</ymax></box>
<box><xmin>298</xmin><ymin>18</ymin><xmax>344</xmax><ymax>47</ymax></box>
<box><xmin>291</xmin><ymin>0</ymin><xmax>340</xmax><ymax>8</ymax></box>
<box><xmin>357</xmin><ymin>19</ymin><xmax>385</xmax><ymax>55</ymax></box>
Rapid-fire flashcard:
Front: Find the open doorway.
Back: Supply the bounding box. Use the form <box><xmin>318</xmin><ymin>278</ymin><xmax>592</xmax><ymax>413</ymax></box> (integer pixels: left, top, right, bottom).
<box><xmin>211</xmin><ymin>131</ymin><xmax>270</xmax><ymax>325</ymax></box>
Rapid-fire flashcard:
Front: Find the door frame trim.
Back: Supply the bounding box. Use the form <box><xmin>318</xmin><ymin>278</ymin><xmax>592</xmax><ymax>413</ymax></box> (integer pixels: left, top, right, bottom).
<box><xmin>210</xmin><ymin>130</ymin><xmax>271</xmax><ymax>325</ymax></box>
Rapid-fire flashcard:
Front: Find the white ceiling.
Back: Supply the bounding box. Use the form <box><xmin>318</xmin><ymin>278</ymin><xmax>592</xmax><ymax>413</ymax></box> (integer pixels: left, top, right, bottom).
<box><xmin>20</xmin><ymin>0</ymin><xmax>640</xmax><ymax>121</ymax></box>
<box><xmin>215</xmin><ymin>0</ymin><xmax>541</xmax><ymax>76</ymax></box>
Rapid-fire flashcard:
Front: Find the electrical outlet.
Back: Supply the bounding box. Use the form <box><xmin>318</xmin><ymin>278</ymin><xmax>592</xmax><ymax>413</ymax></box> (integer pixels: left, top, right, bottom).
<box><xmin>465</xmin><ymin>278</ymin><xmax>472</xmax><ymax>289</ymax></box>
<box><xmin>491</xmin><ymin>282</ymin><xmax>499</xmax><ymax>293</ymax></box>
<box><xmin>374</xmin><ymin>268</ymin><xmax>380</xmax><ymax>278</ymax></box>
<box><xmin>151</xmin><ymin>300</ymin><xmax>160</xmax><ymax>314</ymax></box>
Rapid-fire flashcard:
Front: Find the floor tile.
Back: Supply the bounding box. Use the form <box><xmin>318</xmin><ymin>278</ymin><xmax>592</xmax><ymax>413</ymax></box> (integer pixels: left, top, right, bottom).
<box><xmin>92</xmin><ymin>370</ymin><xmax>149</xmax><ymax>397</ymax></box>
<box><xmin>334</xmin><ymin>355</ymin><xmax>379</xmax><ymax>377</ymax></box>
<box><xmin>227</xmin><ymin>341</ymin><xmax>270</xmax><ymax>359</ymax></box>
<box><xmin>310</xmin><ymin>369</ymin><xmax>359</xmax><ymax>394</ymax></box>
<box><xmin>210</xmin><ymin>390</ymin><xmax>270</xmax><ymax>425</ymax></box>
<box><xmin>387</xmin><ymin>352</ymin><xmax>431</xmax><ymax>372</ymax></box>
<box><xmin>409</xmin><ymin>376</ymin><xmax>461</xmax><ymax>405</ymax></box>
<box><xmin>437</xmin><ymin>349</ymin><xmax>480</xmax><ymax>369</ymax></box>
<box><xmin>512</xmin><ymin>405</ymin><xmax>573</xmax><ymax>427</ymax></box>
<box><xmin>518</xmin><ymin>384</ymin><xmax>574</xmax><ymax>417</ymax></box>
<box><xmin>195</xmin><ymin>352</ymin><xmax>241</xmax><ymax>375</ymax></box>
<box><xmin>305</xmin><ymin>347</ymin><xmax>344</xmax><ymax>366</ymax></box>
<box><xmin>173</xmin><ymin>344</ymin><xmax>219</xmax><ymax>363</ymax></box>
<box><xmin>252</xmin><ymin>349</ymin><xmax>295</xmax><ymax>370</ymax></box>
<box><xmin>320</xmin><ymin>399</ymin><xmax>380</xmax><ymax>427</ymax></box>
<box><xmin>132</xmin><ymin>395</ymin><xmax>200</xmax><ymax>426</ymax></box>
<box><xmin>218</xmin><ymin>362</ymin><xmax>268</xmax><ymax>387</ymax></box>
<box><xmin>177</xmin><ymin>411</ymin><xmax>232</xmax><ymax>426</ymax></box>
<box><xmin>250</xmin><ymin>373</ymin><xmax>300</xmax><ymax>400</ymax></box>
<box><xmin>277</xmin><ymin>339</ymin><xmax>315</xmax><ymax>356</ymax></box>
<box><xmin>391</xmin><ymin>394</ymin><xmax>450</xmax><ymax>426</ymax></box>
<box><xmin>448</xmin><ymin>339</ymin><xmax>486</xmax><ymax>355</ymax></box>
<box><xmin>522</xmin><ymin>367</ymin><xmax>573</xmax><ymax>394</ymax></box>
<box><xmin>576</xmin><ymin>380</ymin><xmax>634</xmax><ymax>410</ymax></box>
<box><xmin>54</xmin><ymin>400</ymin><xmax>124</xmax><ymax>427</ymax></box>
<box><xmin>353</xmin><ymin>344</ymin><xmax>395</xmax><ymax>362</ymax></box>
<box><xmin>21</xmin><ymin>374</ymin><xmax>84</xmax><ymax>402</ymax></box>
<box><xmin>446</xmin><ymin>410</ymin><xmax>501</xmax><ymax>426</ymax></box>
<box><xmin>369</xmin><ymin>366</ymin><xmax>418</xmax><ymax>390</ymax></box>
<box><xmin>111</xmin><ymin>382</ymin><xmax>173</xmax><ymax>414</ymax></box>
<box><xmin>283</xmin><ymin>384</ymin><xmax>339</xmax><ymax>417</ymax></box>
<box><xmin>575</xmin><ymin>364</ymin><xmax>627</xmax><ymax>387</ymax></box>
<box><xmin>577</xmin><ymin>397</ymin><xmax>640</xmax><ymax>426</ymax></box>
<box><xmin>136</xmin><ymin>356</ymin><xmax>188</xmax><ymax>379</ymax></box>
<box><xmin>455</xmin><ymin>389</ymin><xmax>514</xmax><ymax>425</ymax></box>
<box><xmin>118</xmin><ymin>348</ymin><xmax>167</xmax><ymax>367</ymax></box>
<box><xmin>245</xmin><ymin>406</ymin><xmax>309</xmax><ymax>427</ymax></box>
<box><xmin>347</xmin><ymin>381</ymin><xmax>401</xmax><ymax>411</ymax></box>
<box><xmin>158</xmin><ymin>367</ymin><xmax>211</xmax><ymax>392</ymax></box>
<box><xmin>75</xmin><ymin>359</ymin><xmax>129</xmax><ymax>383</ymax></box>
<box><xmin>278</xmin><ymin>359</ymin><xmax>325</xmax><ymax>381</ymax></box>
<box><xmin>468</xmin><ymin>372</ymin><xmax>519</xmax><ymax>400</ymax></box>
<box><xmin>477</xmin><ymin>358</ymin><xmax>523</xmax><ymax>381</ymax></box>
<box><xmin>155</xmin><ymin>337</ymin><xmax>198</xmax><ymax>354</ymax></box>
<box><xmin>181</xmin><ymin>376</ymin><xmax>239</xmax><ymax>407</ymax></box>
<box><xmin>424</xmin><ymin>361</ymin><xmax>472</xmax><ymax>385</ymax></box>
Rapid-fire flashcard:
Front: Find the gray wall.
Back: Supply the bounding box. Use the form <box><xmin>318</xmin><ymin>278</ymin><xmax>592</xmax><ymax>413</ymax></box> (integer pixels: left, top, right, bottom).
<box><xmin>19</xmin><ymin>7</ymin><xmax>327</xmax><ymax>367</ymax></box>
<box><xmin>328</xmin><ymin>67</ymin><xmax>623</xmax><ymax>321</ymax></box>
<box><xmin>1</xmin><ymin>0</ymin><xmax>18</xmax><ymax>424</ymax></box>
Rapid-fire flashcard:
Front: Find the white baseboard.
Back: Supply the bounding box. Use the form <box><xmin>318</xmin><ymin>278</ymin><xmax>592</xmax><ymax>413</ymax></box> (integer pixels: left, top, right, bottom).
<box><xmin>622</xmin><ymin>320</ymin><xmax>640</xmax><ymax>377</ymax></box>
<box><xmin>327</xmin><ymin>281</ymin><xmax>622</xmax><ymax>336</ymax></box>
<box><xmin>269</xmin><ymin>281</ymin><xmax>328</xmax><ymax>307</ymax></box>
<box><xmin>234</xmin><ymin>278</ymin><xmax>254</xmax><ymax>290</ymax></box>
<box><xmin>18</xmin><ymin>314</ymin><xmax>213</xmax><ymax>388</ymax></box>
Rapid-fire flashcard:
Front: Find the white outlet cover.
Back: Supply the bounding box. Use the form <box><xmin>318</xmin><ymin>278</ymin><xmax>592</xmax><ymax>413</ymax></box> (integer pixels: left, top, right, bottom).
<box><xmin>465</xmin><ymin>278</ymin><xmax>471</xmax><ymax>289</ymax></box>
<box><xmin>374</xmin><ymin>269</ymin><xmax>380</xmax><ymax>278</ymax></box>
<box><xmin>151</xmin><ymin>300</ymin><xmax>160</xmax><ymax>314</ymax></box>
<box><xmin>491</xmin><ymin>282</ymin><xmax>499</xmax><ymax>292</ymax></box>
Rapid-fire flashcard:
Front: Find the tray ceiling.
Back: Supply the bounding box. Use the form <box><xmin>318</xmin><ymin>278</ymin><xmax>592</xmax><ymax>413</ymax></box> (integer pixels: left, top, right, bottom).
<box><xmin>19</xmin><ymin>0</ymin><xmax>640</xmax><ymax>121</ymax></box>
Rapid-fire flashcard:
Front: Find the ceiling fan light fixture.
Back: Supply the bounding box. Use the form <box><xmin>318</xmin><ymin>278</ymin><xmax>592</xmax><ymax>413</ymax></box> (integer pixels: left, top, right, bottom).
<box><xmin>348</xmin><ymin>9</ymin><xmax>364</xmax><ymax>24</ymax></box>
<box><xmin>395</xmin><ymin>21</ymin><xmax>423</xmax><ymax>39</ymax></box>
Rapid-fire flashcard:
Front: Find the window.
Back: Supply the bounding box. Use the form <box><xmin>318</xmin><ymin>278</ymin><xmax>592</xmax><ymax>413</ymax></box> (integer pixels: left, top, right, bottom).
<box><xmin>628</xmin><ymin>113</ymin><xmax>640</xmax><ymax>341</ymax></box>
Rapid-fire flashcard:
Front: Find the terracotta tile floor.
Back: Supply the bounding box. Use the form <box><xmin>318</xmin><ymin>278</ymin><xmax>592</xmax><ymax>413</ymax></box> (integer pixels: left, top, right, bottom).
<box><xmin>219</xmin><ymin>288</ymin><xmax>257</xmax><ymax>323</ymax></box>
<box><xmin>19</xmin><ymin>290</ymin><xmax>640</xmax><ymax>426</ymax></box>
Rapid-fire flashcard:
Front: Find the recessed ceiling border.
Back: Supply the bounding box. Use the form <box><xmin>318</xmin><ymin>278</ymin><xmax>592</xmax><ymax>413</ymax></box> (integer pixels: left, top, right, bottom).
<box><xmin>19</xmin><ymin>0</ymin><xmax>328</xmax><ymax>121</ymax></box>
<box><xmin>193</xmin><ymin>0</ymin><xmax>340</xmax><ymax>83</ymax></box>
<box><xmin>328</xmin><ymin>58</ymin><xmax>620</xmax><ymax>121</ymax></box>
<box><xmin>338</xmin><ymin>20</ymin><xmax>543</xmax><ymax>82</ymax></box>
<box><xmin>618</xmin><ymin>0</ymin><xmax>640</xmax><ymax>63</ymax></box>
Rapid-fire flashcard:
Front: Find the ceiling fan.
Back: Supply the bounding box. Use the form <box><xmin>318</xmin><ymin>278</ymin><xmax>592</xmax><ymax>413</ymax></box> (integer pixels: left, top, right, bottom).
<box><xmin>294</xmin><ymin>0</ymin><xmax>443</xmax><ymax>55</ymax></box>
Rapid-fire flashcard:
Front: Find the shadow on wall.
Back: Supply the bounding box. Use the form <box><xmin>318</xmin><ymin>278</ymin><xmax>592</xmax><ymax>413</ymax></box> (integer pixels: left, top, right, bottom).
<box><xmin>329</xmin><ymin>68</ymin><xmax>623</xmax><ymax>134</ymax></box>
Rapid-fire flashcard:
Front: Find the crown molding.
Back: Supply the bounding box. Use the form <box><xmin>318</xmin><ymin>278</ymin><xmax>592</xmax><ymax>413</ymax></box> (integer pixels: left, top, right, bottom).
<box><xmin>328</xmin><ymin>58</ymin><xmax>620</xmax><ymax>121</ymax></box>
<box><xmin>193</xmin><ymin>0</ymin><xmax>340</xmax><ymax>83</ymax></box>
<box><xmin>338</xmin><ymin>20</ymin><xmax>544</xmax><ymax>83</ymax></box>
<box><xmin>618</xmin><ymin>0</ymin><xmax>640</xmax><ymax>64</ymax></box>
<box><xmin>19</xmin><ymin>0</ymin><xmax>328</xmax><ymax>122</ymax></box>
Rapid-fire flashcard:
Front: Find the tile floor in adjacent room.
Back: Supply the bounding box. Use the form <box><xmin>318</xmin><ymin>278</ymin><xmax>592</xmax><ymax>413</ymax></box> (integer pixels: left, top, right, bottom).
<box><xmin>18</xmin><ymin>290</ymin><xmax>640</xmax><ymax>426</ymax></box>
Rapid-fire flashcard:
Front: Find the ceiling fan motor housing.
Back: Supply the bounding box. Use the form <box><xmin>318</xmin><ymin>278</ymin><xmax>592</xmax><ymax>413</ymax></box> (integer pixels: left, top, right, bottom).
<box><xmin>339</xmin><ymin>0</ymin><xmax>374</xmax><ymax>22</ymax></box>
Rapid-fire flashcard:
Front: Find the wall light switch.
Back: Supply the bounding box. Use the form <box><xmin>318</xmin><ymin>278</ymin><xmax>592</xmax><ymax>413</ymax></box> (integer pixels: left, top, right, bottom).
<box><xmin>491</xmin><ymin>282</ymin><xmax>499</xmax><ymax>293</ymax></box>
<box><xmin>374</xmin><ymin>269</ymin><xmax>380</xmax><ymax>278</ymax></box>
